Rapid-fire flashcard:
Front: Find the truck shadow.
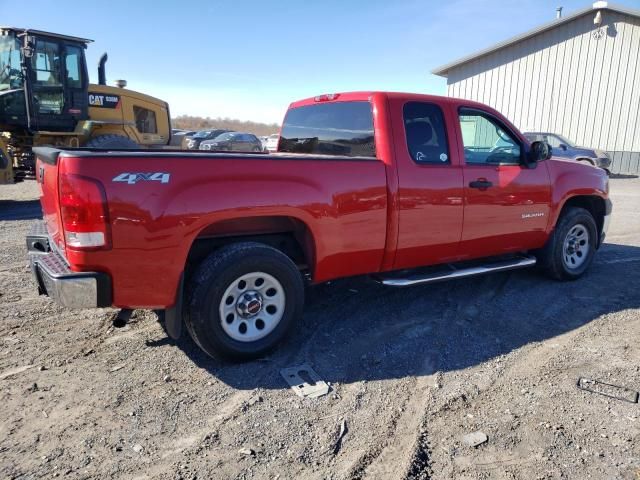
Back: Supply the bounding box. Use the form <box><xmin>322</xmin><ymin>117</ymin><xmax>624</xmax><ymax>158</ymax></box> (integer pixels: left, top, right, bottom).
<box><xmin>0</xmin><ymin>200</ymin><xmax>42</xmax><ymax>221</ymax></box>
<box><xmin>171</xmin><ymin>242</ymin><xmax>640</xmax><ymax>390</ymax></box>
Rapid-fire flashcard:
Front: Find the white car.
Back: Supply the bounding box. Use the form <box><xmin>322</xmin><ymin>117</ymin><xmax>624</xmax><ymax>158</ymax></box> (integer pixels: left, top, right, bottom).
<box><xmin>265</xmin><ymin>134</ymin><xmax>279</xmax><ymax>152</ymax></box>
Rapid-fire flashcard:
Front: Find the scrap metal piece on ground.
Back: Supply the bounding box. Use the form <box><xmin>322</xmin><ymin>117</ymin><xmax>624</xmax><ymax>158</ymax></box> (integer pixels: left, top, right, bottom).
<box><xmin>462</xmin><ymin>431</ymin><xmax>488</xmax><ymax>448</ymax></box>
<box><xmin>333</xmin><ymin>419</ymin><xmax>348</xmax><ymax>455</ymax></box>
<box><xmin>577</xmin><ymin>377</ymin><xmax>639</xmax><ymax>404</ymax></box>
<box><xmin>280</xmin><ymin>364</ymin><xmax>330</xmax><ymax>399</ymax></box>
<box><xmin>0</xmin><ymin>364</ymin><xmax>35</xmax><ymax>380</ymax></box>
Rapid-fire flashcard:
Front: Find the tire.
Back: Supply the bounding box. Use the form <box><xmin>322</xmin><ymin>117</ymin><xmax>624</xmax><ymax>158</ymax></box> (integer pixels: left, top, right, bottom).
<box><xmin>252</xmin><ymin>147</ymin><xmax>261</xmax><ymax>152</ymax></box>
<box><xmin>84</xmin><ymin>134</ymin><xmax>139</xmax><ymax>149</ymax></box>
<box><xmin>184</xmin><ymin>242</ymin><xmax>304</xmax><ymax>360</ymax></box>
<box><xmin>536</xmin><ymin>207</ymin><xmax>598</xmax><ymax>281</ymax></box>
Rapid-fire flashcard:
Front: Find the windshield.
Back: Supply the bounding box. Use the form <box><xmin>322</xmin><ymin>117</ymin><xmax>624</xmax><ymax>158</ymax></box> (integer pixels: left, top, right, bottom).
<box><xmin>554</xmin><ymin>134</ymin><xmax>576</xmax><ymax>147</ymax></box>
<box><xmin>214</xmin><ymin>132</ymin><xmax>235</xmax><ymax>142</ymax></box>
<box><xmin>193</xmin><ymin>130</ymin><xmax>212</xmax><ymax>138</ymax></box>
<box><xmin>0</xmin><ymin>34</ymin><xmax>23</xmax><ymax>91</ymax></box>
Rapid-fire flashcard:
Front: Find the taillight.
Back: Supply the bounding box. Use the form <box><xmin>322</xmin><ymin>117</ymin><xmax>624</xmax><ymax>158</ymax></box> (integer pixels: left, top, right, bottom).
<box><xmin>59</xmin><ymin>173</ymin><xmax>110</xmax><ymax>249</ymax></box>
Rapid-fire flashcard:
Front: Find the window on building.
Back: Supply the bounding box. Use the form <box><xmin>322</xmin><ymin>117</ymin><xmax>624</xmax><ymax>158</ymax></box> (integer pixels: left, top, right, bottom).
<box><xmin>403</xmin><ymin>102</ymin><xmax>450</xmax><ymax>164</ymax></box>
<box><xmin>459</xmin><ymin>109</ymin><xmax>521</xmax><ymax>165</ymax></box>
<box><xmin>134</xmin><ymin>106</ymin><xmax>157</xmax><ymax>133</ymax></box>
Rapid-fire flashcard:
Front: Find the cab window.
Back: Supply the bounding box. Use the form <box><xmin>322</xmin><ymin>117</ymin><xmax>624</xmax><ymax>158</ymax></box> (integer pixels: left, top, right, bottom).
<box><xmin>403</xmin><ymin>102</ymin><xmax>450</xmax><ymax>164</ymax></box>
<box><xmin>279</xmin><ymin>101</ymin><xmax>375</xmax><ymax>158</ymax></box>
<box><xmin>134</xmin><ymin>106</ymin><xmax>157</xmax><ymax>134</ymax></box>
<box><xmin>459</xmin><ymin>109</ymin><xmax>521</xmax><ymax>165</ymax></box>
<box><xmin>33</xmin><ymin>40</ymin><xmax>62</xmax><ymax>85</ymax></box>
<box><xmin>65</xmin><ymin>46</ymin><xmax>83</xmax><ymax>88</ymax></box>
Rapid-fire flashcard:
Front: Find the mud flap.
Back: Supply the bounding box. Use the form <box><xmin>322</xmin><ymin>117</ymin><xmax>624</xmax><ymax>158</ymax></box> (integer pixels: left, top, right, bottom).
<box><xmin>164</xmin><ymin>273</ymin><xmax>184</xmax><ymax>340</ymax></box>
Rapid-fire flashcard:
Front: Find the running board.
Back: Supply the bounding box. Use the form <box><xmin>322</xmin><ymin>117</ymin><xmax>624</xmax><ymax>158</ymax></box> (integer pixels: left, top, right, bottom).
<box><xmin>378</xmin><ymin>255</ymin><xmax>537</xmax><ymax>287</ymax></box>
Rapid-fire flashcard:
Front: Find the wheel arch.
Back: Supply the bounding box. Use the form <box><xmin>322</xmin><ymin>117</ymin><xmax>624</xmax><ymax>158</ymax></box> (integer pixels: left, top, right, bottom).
<box><xmin>185</xmin><ymin>215</ymin><xmax>317</xmax><ymax>278</ymax></box>
<box><xmin>555</xmin><ymin>195</ymin><xmax>606</xmax><ymax>245</ymax></box>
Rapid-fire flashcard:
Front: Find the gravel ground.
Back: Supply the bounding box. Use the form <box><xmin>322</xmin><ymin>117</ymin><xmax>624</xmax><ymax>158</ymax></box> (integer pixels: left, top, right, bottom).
<box><xmin>1</xmin><ymin>178</ymin><xmax>639</xmax><ymax>480</ymax></box>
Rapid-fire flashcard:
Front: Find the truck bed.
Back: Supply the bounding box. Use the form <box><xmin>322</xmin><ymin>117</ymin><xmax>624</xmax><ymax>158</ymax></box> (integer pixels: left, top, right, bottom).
<box><xmin>34</xmin><ymin>147</ymin><xmax>389</xmax><ymax>308</ymax></box>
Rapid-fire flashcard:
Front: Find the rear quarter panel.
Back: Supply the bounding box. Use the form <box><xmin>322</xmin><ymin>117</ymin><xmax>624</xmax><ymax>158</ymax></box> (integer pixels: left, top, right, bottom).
<box><xmin>59</xmin><ymin>153</ymin><xmax>388</xmax><ymax>308</ymax></box>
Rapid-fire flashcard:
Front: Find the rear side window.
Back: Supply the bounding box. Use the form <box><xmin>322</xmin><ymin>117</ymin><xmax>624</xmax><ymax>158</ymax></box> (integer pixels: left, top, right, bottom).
<box><xmin>403</xmin><ymin>102</ymin><xmax>450</xmax><ymax>164</ymax></box>
<box><xmin>279</xmin><ymin>101</ymin><xmax>376</xmax><ymax>158</ymax></box>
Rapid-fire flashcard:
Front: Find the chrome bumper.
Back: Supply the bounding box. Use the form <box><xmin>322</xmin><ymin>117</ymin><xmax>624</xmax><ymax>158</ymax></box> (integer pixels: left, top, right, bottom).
<box><xmin>27</xmin><ymin>222</ymin><xmax>112</xmax><ymax>309</ymax></box>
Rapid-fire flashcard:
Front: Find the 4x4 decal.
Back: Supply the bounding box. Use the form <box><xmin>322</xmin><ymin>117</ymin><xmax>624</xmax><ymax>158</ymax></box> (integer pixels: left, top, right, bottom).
<box><xmin>112</xmin><ymin>172</ymin><xmax>170</xmax><ymax>185</ymax></box>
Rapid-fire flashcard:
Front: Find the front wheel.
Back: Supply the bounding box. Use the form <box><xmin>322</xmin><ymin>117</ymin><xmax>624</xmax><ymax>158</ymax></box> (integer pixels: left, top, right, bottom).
<box><xmin>184</xmin><ymin>242</ymin><xmax>304</xmax><ymax>360</ymax></box>
<box><xmin>537</xmin><ymin>207</ymin><xmax>598</xmax><ymax>280</ymax></box>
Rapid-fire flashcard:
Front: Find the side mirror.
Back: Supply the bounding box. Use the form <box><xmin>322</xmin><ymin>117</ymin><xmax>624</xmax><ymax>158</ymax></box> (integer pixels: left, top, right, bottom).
<box><xmin>529</xmin><ymin>141</ymin><xmax>552</xmax><ymax>164</ymax></box>
<box><xmin>559</xmin><ymin>143</ymin><xmax>568</xmax><ymax>151</ymax></box>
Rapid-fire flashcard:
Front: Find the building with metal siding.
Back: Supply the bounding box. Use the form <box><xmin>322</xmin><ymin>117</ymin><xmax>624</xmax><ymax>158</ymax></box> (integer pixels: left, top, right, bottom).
<box><xmin>433</xmin><ymin>2</ymin><xmax>640</xmax><ymax>174</ymax></box>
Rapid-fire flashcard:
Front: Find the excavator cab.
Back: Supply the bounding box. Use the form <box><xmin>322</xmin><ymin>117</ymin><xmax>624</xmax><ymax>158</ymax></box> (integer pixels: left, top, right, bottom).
<box><xmin>0</xmin><ymin>27</ymin><xmax>90</xmax><ymax>133</ymax></box>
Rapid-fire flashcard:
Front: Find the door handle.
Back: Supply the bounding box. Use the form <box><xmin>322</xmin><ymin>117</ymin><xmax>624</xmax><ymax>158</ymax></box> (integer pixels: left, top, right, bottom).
<box><xmin>469</xmin><ymin>180</ymin><xmax>493</xmax><ymax>189</ymax></box>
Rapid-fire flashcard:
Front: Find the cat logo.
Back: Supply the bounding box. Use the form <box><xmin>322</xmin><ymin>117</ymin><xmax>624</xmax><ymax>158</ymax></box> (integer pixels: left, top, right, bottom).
<box><xmin>88</xmin><ymin>93</ymin><xmax>121</xmax><ymax>109</ymax></box>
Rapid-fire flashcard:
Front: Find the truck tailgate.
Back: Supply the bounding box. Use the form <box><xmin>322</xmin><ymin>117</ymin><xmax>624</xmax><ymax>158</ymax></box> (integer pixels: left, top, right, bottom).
<box><xmin>35</xmin><ymin>149</ymin><xmax>66</xmax><ymax>257</ymax></box>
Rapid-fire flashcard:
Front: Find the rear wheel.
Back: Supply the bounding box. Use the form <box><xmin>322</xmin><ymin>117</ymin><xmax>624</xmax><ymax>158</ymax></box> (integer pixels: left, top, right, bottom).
<box><xmin>537</xmin><ymin>207</ymin><xmax>597</xmax><ymax>280</ymax></box>
<box><xmin>84</xmin><ymin>134</ymin><xmax>139</xmax><ymax>149</ymax></box>
<box><xmin>184</xmin><ymin>242</ymin><xmax>304</xmax><ymax>360</ymax></box>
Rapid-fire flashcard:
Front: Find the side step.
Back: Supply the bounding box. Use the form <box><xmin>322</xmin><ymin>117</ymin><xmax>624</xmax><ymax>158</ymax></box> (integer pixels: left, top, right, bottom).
<box><xmin>378</xmin><ymin>255</ymin><xmax>537</xmax><ymax>287</ymax></box>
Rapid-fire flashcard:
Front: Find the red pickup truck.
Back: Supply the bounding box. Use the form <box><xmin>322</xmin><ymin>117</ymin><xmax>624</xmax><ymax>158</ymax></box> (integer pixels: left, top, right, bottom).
<box><xmin>28</xmin><ymin>92</ymin><xmax>611</xmax><ymax>359</ymax></box>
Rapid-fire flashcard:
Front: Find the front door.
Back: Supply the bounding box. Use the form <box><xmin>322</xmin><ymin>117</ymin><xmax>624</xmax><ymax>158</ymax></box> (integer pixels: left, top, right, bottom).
<box><xmin>457</xmin><ymin>107</ymin><xmax>552</xmax><ymax>259</ymax></box>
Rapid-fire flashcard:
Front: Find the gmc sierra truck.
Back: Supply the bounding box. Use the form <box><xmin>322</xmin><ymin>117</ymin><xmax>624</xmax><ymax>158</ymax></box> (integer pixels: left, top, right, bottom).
<box><xmin>27</xmin><ymin>92</ymin><xmax>611</xmax><ymax>359</ymax></box>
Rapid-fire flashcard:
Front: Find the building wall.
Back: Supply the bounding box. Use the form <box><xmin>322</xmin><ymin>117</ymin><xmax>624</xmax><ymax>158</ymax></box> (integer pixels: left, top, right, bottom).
<box><xmin>446</xmin><ymin>10</ymin><xmax>640</xmax><ymax>174</ymax></box>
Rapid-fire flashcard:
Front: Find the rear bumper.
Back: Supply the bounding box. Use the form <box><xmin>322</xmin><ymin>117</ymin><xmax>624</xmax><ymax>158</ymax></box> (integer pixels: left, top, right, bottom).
<box><xmin>28</xmin><ymin>222</ymin><xmax>112</xmax><ymax>309</ymax></box>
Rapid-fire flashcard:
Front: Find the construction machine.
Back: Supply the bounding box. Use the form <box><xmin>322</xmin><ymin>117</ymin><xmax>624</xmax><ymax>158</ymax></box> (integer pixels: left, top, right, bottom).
<box><xmin>0</xmin><ymin>27</ymin><xmax>171</xmax><ymax>182</ymax></box>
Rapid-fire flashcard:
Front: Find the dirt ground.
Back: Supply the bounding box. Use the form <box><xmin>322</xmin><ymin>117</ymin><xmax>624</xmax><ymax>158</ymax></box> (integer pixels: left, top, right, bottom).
<box><xmin>1</xmin><ymin>177</ymin><xmax>639</xmax><ymax>480</ymax></box>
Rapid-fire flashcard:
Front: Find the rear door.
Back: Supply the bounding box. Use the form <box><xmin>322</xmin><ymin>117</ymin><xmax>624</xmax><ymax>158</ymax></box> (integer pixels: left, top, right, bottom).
<box><xmin>456</xmin><ymin>107</ymin><xmax>551</xmax><ymax>259</ymax></box>
<box><xmin>229</xmin><ymin>134</ymin><xmax>241</xmax><ymax>151</ymax></box>
<box><xmin>390</xmin><ymin>98</ymin><xmax>464</xmax><ymax>269</ymax></box>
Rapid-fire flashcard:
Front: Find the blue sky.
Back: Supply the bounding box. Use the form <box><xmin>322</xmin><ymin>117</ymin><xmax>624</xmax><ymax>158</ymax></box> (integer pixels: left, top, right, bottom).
<box><xmin>2</xmin><ymin>0</ymin><xmax>638</xmax><ymax>123</ymax></box>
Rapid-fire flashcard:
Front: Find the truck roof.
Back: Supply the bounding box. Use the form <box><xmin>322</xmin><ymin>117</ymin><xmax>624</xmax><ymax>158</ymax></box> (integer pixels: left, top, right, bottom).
<box><xmin>288</xmin><ymin>91</ymin><xmax>483</xmax><ymax>109</ymax></box>
<box><xmin>0</xmin><ymin>27</ymin><xmax>93</xmax><ymax>44</ymax></box>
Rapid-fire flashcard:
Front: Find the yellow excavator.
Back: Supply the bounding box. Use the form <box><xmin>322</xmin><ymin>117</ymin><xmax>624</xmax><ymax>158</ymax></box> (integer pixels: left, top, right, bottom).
<box><xmin>0</xmin><ymin>27</ymin><xmax>171</xmax><ymax>182</ymax></box>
